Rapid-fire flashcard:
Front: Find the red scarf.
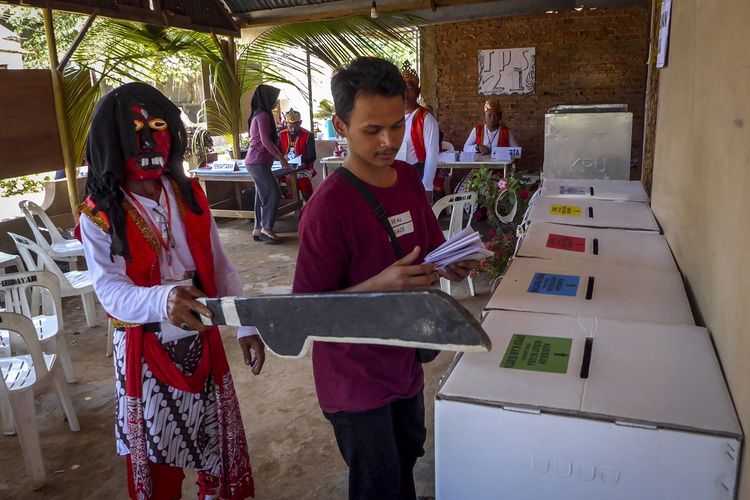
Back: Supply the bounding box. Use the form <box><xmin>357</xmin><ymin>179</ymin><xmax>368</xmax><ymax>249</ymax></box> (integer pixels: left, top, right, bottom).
<box><xmin>80</xmin><ymin>180</ymin><xmax>254</xmax><ymax>500</ymax></box>
<box><xmin>474</xmin><ymin>124</ymin><xmax>510</xmax><ymax>147</ymax></box>
<box><xmin>410</xmin><ymin>106</ymin><xmax>429</xmax><ymax>164</ymax></box>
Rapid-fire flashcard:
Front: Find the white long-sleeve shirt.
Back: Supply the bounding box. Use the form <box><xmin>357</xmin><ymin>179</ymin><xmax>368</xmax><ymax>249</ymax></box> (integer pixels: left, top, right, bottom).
<box><xmin>395</xmin><ymin>108</ymin><xmax>440</xmax><ymax>191</ymax></box>
<box><xmin>80</xmin><ymin>178</ymin><xmax>257</xmax><ymax>340</ymax></box>
<box><xmin>462</xmin><ymin>125</ymin><xmax>520</xmax><ymax>152</ymax></box>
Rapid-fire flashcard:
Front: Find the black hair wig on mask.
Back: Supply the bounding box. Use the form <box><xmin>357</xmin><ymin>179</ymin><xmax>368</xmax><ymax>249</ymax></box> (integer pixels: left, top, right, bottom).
<box><xmin>85</xmin><ymin>82</ymin><xmax>202</xmax><ymax>261</ymax></box>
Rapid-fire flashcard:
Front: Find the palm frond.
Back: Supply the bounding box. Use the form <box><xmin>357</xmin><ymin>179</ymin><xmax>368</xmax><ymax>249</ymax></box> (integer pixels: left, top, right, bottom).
<box><xmin>62</xmin><ymin>66</ymin><xmax>101</xmax><ymax>166</ymax></box>
<box><xmin>253</xmin><ymin>13</ymin><xmax>418</xmax><ymax>70</ymax></box>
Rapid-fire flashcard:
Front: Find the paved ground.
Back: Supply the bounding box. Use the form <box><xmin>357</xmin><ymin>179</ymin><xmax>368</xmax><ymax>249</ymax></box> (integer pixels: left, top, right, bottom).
<box><xmin>0</xmin><ymin>214</ymin><xmax>491</xmax><ymax>499</ymax></box>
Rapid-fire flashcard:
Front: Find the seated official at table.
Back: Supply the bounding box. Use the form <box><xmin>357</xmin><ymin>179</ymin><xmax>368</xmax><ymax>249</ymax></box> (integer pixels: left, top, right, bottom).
<box><xmin>462</xmin><ymin>98</ymin><xmax>519</xmax><ymax>154</ymax></box>
<box><xmin>279</xmin><ymin>109</ymin><xmax>317</xmax><ymax>201</ymax></box>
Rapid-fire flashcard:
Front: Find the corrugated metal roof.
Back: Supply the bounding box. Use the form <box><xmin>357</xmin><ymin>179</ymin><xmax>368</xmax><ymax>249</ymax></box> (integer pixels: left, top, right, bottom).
<box><xmin>225</xmin><ymin>0</ymin><xmax>341</xmax><ymax>14</ymax></box>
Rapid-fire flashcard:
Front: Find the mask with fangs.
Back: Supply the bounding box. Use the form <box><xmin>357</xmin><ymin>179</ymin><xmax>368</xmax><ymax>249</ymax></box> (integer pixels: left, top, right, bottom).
<box><xmin>123</xmin><ymin>104</ymin><xmax>172</xmax><ymax>181</ymax></box>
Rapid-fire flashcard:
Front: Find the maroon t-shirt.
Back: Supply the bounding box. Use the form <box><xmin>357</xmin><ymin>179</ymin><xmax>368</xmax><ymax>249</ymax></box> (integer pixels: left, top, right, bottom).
<box><xmin>292</xmin><ymin>161</ymin><xmax>445</xmax><ymax>413</ymax></box>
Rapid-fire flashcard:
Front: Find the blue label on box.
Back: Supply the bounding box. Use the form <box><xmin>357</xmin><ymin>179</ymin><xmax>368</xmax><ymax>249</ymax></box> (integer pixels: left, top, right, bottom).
<box><xmin>527</xmin><ymin>273</ymin><xmax>580</xmax><ymax>296</ymax></box>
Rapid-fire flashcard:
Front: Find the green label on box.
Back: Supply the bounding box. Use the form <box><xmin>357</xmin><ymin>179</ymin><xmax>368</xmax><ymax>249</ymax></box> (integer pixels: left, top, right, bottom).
<box><xmin>500</xmin><ymin>334</ymin><xmax>572</xmax><ymax>374</ymax></box>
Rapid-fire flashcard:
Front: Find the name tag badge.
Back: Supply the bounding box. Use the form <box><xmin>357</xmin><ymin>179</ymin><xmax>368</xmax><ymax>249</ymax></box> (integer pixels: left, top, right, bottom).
<box><xmin>393</xmin><ymin>221</ymin><xmax>415</xmax><ymax>237</ymax></box>
<box><xmin>388</xmin><ymin>211</ymin><xmax>412</xmax><ymax>227</ymax></box>
<box><xmin>388</xmin><ymin>211</ymin><xmax>415</xmax><ymax>238</ymax></box>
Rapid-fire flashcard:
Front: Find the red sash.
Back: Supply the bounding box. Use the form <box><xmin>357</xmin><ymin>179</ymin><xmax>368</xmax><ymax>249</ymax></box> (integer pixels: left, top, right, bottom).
<box><xmin>474</xmin><ymin>124</ymin><xmax>510</xmax><ymax>147</ymax></box>
<box><xmin>410</xmin><ymin>106</ymin><xmax>429</xmax><ymax>164</ymax></box>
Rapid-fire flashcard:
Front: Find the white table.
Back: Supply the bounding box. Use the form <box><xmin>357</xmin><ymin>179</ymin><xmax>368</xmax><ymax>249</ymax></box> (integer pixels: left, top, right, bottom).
<box><xmin>190</xmin><ymin>163</ymin><xmax>302</xmax><ymax>221</ymax></box>
<box><xmin>319</xmin><ymin>155</ymin><xmax>515</xmax><ymax>180</ymax></box>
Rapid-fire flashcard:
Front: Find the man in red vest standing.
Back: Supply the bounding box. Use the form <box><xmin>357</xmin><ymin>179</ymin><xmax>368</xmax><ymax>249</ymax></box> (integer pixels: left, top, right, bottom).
<box><xmin>395</xmin><ymin>61</ymin><xmax>440</xmax><ymax>203</ymax></box>
<box><xmin>279</xmin><ymin>109</ymin><xmax>317</xmax><ymax>200</ymax></box>
<box><xmin>462</xmin><ymin>98</ymin><xmax>520</xmax><ymax>154</ymax></box>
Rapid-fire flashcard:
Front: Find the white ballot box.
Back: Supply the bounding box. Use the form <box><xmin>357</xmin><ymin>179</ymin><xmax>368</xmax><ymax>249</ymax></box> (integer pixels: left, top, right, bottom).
<box><xmin>485</xmin><ymin>257</ymin><xmax>693</xmax><ymax>325</ymax></box>
<box><xmin>516</xmin><ymin>222</ymin><xmax>677</xmax><ymax>271</ymax></box>
<box><xmin>538</xmin><ymin>179</ymin><xmax>649</xmax><ymax>203</ymax></box>
<box><xmin>524</xmin><ymin>196</ymin><xmax>660</xmax><ymax>232</ymax></box>
<box><xmin>436</xmin><ymin>310</ymin><xmax>742</xmax><ymax>500</ymax></box>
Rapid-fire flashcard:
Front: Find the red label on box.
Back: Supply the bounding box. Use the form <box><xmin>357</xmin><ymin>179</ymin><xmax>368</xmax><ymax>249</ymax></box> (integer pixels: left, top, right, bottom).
<box><xmin>546</xmin><ymin>234</ymin><xmax>586</xmax><ymax>252</ymax></box>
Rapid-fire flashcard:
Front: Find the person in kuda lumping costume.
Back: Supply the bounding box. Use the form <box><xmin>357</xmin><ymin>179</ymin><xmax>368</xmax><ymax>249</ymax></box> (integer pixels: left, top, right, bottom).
<box><xmin>79</xmin><ymin>82</ymin><xmax>264</xmax><ymax>500</ymax></box>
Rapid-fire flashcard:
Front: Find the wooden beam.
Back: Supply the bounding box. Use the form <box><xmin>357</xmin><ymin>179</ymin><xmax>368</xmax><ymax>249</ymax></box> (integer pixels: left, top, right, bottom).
<box><xmin>5</xmin><ymin>0</ymin><xmax>239</xmax><ymax>36</ymax></box>
<box><xmin>57</xmin><ymin>11</ymin><xmax>97</xmax><ymax>72</ymax></box>
<box><xmin>238</xmin><ymin>1</ymin><xmax>430</xmax><ymax>28</ymax></box>
<box><xmin>43</xmin><ymin>7</ymin><xmax>79</xmax><ymax>221</ymax></box>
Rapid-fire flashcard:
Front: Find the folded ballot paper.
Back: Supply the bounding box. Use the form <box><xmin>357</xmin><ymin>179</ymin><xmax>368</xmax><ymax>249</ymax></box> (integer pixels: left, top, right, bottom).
<box><xmin>424</xmin><ymin>227</ymin><xmax>494</xmax><ymax>269</ymax></box>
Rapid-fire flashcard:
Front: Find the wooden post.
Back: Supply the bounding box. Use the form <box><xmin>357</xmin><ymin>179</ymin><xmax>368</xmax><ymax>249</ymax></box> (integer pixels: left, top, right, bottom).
<box><xmin>227</xmin><ymin>36</ymin><xmax>241</xmax><ymax>159</ymax></box>
<box><xmin>306</xmin><ymin>46</ymin><xmax>314</xmax><ymax>135</ymax></box>
<box><xmin>43</xmin><ymin>8</ymin><xmax>79</xmax><ymax>221</ymax></box>
<box><xmin>641</xmin><ymin>0</ymin><xmax>662</xmax><ymax>195</ymax></box>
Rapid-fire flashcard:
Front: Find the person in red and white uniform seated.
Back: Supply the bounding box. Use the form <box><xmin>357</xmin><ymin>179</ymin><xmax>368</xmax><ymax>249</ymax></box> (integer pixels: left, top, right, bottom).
<box><xmin>279</xmin><ymin>108</ymin><xmax>317</xmax><ymax>201</ymax></box>
<box><xmin>462</xmin><ymin>98</ymin><xmax>520</xmax><ymax>153</ymax></box>
<box><xmin>395</xmin><ymin>60</ymin><xmax>440</xmax><ymax>203</ymax></box>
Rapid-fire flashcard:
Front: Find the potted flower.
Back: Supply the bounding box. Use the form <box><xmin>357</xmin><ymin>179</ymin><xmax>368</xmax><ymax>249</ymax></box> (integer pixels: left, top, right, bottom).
<box><xmin>465</xmin><ymin>167</ymin><xmax>539</xmax><ymax>286</ymax></box>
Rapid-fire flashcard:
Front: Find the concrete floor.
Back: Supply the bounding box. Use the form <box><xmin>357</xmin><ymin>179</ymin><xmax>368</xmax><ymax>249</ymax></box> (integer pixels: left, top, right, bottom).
<box><xmin>0</xmin><ymin>215</ymin><xmax>491</xmax><ymax>499</ymax></box>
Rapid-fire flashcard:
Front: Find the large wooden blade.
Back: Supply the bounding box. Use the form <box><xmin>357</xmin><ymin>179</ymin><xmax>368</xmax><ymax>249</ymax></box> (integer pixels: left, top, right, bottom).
<box><xmin>198</xmin><ymin>290</ymin><xmax>491</xmax><ymax>358</ymax></box>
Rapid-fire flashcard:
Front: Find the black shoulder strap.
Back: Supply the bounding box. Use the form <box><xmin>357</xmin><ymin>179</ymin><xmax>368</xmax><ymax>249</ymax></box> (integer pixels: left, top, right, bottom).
<box><xmin>335</xmin><ymin>167</ymin><xmax>404</xmax><ymax>259</ymax></box>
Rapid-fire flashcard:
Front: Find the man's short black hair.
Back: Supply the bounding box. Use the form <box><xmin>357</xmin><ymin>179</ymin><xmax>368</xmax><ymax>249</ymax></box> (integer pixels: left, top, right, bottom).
<box><xmin>331</xmin><ymin>57</ymin><xmax>406</xmax><ymax>124</ymax></box>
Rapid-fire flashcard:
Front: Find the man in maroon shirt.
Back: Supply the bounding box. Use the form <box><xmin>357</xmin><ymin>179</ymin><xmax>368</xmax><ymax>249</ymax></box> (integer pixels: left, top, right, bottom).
<box><xmin>293</xmin><ymin>57</ymin><xmax>474</xmax><ymax>500</ymax></box>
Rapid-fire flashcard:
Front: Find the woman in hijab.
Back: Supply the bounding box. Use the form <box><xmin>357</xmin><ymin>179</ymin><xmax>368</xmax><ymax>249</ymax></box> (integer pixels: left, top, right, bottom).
<box><xmin>245</xmin><ymin>84</ymin><xmax>288</xmax><ymax>244</ymax></box>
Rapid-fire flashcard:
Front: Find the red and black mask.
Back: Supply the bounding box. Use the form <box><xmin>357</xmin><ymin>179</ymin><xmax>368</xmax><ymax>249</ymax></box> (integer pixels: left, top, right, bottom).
<box><xmin>123</xmin><ymin>105</ymin><xmax>172</xmax><ymax>180</ymax></box>
<box><xmin>86</xmin><ymin>82</ymin><xmax>187</xmax><ymax>188</ymax></box>
<box><xmin>85</xmin><ymin>82</ymin><xmax>196</xmax><ymax>262</ymax></box>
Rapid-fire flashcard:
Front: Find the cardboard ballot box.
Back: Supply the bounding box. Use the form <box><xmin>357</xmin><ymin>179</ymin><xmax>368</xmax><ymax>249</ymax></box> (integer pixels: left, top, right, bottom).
<box><xmin>485</xmin><ymin>257</ymin><xmax>694</xmax><ymax>325</ymax></box>
<box><xmin>538</xmin><ymin>179</ymin><xmax>649</xmax><ymax>203</ymax></box>
<box><xmin>435</xmin><ymin>310</ymin><xmax>742</xmax><ymax>500</ymax></box>
<box><xmin>524</xmin><ymin>196</ymin><xmax>660</xmax><ymax>232</ymax></box>
<box><xmin>516</xmin><ymin>222</ymin><xmax>677</xmax><ymax>271</ymax></box>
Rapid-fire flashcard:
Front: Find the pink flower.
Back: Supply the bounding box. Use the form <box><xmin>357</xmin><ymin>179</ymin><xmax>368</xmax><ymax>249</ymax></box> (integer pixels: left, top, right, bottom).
<box><xmin>497</xmin><ymin>179</ymin><xmax>508</xmax><ymax>190</ymax></box>
<box><xmin>488</xmin><ymin>227</ymin><xmax>497</xmax><ymax>238</ymax></box>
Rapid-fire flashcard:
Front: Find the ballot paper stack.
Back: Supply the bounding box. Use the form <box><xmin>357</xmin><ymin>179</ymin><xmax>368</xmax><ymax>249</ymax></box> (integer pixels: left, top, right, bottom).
<box><xmin>424</xmin><ymin>227</ymin><xmax>493</xmax><ymax>269</ymax></box>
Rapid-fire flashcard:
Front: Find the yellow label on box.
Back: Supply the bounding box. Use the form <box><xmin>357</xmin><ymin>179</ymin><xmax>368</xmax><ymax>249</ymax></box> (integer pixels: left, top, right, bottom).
<box><xmin>549</xmin><ymin>204</ymin><xmax>583</xmax><ymax>217</ymax></box>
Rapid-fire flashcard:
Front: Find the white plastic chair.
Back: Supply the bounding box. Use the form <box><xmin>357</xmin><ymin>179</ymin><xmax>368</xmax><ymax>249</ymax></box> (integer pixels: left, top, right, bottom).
<box><xmin>9</xmin><ymin>233</ymin><xmax>98</xmax><ymax>328</ymax></box>
<box><xmin>0</xmin><ymin>311</ymin><xmax>80</xmax><ymax>490</ymax></box>
<box><xmin>441</xmin><ymin>141</ymin><xmax>455</xmax><ymax>152</ymax></box>
<box><xmin>0</xmin><ymin>271</ymin><xmax>75</xmax><ymax>383</ymax></box>
<box><xmin>19</xmin><ymin>200</ymin><xmax>84</xmax><ymax>270</ymax></box>
<box><xmin>432</xmin><ymin>192</ymin><xmax>478</xmax><ymax>297</ymax></box>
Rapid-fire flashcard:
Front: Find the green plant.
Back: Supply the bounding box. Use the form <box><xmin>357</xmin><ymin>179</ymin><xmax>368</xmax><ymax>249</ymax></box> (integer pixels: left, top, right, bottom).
<box><xmin>186</xmin><ymin>126</ymin><xmax>215</xmax><ymax>167</ymax></box>
<box><xmin>466</xmin><ymin>167</ymin><xmax>539</xmax><ymax>280</ymax></box>
<box><xmin>314</xmin><ymin>99</ymin><xmax>335</xmax><ymax>120</ymax></box>
<box><xmin>0</xmin><ymin>175</ymin><xmax>46</xmax><ymax>197</ymax></box>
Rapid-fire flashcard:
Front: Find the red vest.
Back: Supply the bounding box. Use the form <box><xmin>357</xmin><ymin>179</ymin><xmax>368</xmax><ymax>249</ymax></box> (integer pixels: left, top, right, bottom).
<box><xmin>81</xmin><ymin>179</ymin><xmax>217</xmax><ymax>296</ymax></box>
<box><xmin>410</xmin><ymin>106</ymin><xmax>430</xmax><ymax>164</ymax></box>
<box><xmin>474</xmin><ymin>124</ymin><xmax>510</xmax><ymax>147</ymax></box>
<box><xmin>280</xmin><ymin>128</ymin><xmax>313</xmax><ymax>170</ymax></box>
<box><xmin>79</xmin><ymin>179</ymin><xmax>226</xmax><ymax>393</ymax></box>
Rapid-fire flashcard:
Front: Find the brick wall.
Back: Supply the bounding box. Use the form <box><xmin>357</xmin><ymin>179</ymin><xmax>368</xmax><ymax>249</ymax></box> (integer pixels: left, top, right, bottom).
<box><xmin>423</xmin><ymin>7</ymin><xmax>650</xmax><ymax>172</ymax></box>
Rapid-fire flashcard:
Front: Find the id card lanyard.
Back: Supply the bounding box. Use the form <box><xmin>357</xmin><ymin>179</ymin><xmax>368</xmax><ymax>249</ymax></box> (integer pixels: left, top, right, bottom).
<box><xmin>121</xmin><ymin>180</ymin><xmax>176</xmax><ymax>272</ymax></box>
